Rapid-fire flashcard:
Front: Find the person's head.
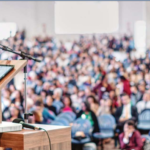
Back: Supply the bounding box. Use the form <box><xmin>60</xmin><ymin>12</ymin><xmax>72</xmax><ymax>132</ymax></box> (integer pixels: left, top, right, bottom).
<box><xmin>9</xmin><ymin>85</ymin><xmax>16</xmax><ymax>93</ymax></box>
<box><xmin>53</xmin><ymin>88</ymin><xmax>62</xmax><ymax>100</ymax></box>
<box><xmin>94</xmin><ymin>66</ymin><xmax>101</xmax><ymax>73</ymax></box>
<box><xmin>105</xmin><ymin>99</ymin><xmax>112</xmax><ymax>107</ymax></box>
<box><xmin>143</xmin><ymin>92</ymin><xmax>150</xmax><ymax>102</ymax></box>
<box><xmin>120</xmin><ymin>93</ymin><xmax>130</xmax><ymax>105</ymax></box>
<box><xmin>87</xmin><ymin>95</ymin><xmax>98</xmax><ymax>104</ymax></box>
<box><xmin>85</xmin><ymin>87</ymin><xmax>92</xmax><ymax>96</ymax></box>
<box><xmin>37</xmin><ymin>80</ymin><xmax>43</xmax><ymax>86</ymax></box>
<box><xmin>3</xmin><ymin>89</ymin><xmax>11</xmax><ymax>99</ymax></box>
<box><xmin>73</xmin><ymin>86</ymin><xmax>79</xmax><ymax>94</ymax></box>
<box><xmin>27</xmin><ymin>87</ymin><xmax>35</xmax><ymax>97</ymax></box>
<box><xmin>131</xmin><ymin>85</ymin><xmax>138</xmax><ymax>93</ymax></box>
<box><xmin>109</xmin><ymin>90</ymin><xmax>116</xmax><ymax>98</ymax></box>
<box><xmin>14</xmin><ymin>90</ymin><xmax>22</xmax><ymax>99</ymax></box>
<box><xmin>46</xmin><ymin>95</ymin><xmax>53</xmax><ymax>106</ymax></box>
<box><xmin>124</xmin><ymin>120</ymin><xmax>136</xmax><ymax>132</ymax></box>
<box><xmin>35</xmin><ymin>100</ymin><xmax>43</xmax><ymax>111</ymax></box>
<box><xmin>10</xmin><ymin>106</ymin><xmax>20</xmax><ymax>117</ymax></box>
<box><xmin>138</xmin><ymin>81</ymin><xmax>146</xmax><ymax>92</ymax></box>
<box><xmin>40</xmin><ymin>90</ymin><xmax>47</xmax><ymax>99</ymax></box>
<box><xmin>81</xmin><ymin>101</ymin><xmax>91</xmax><ymax>112</ymax></box>
<box><xmin>120</xmin><ymin>76</ymin><xmax>126</xmax><ymax>81</ymax></box>
<box><xmin>63</xmin><ymin>96</ymin><xmax>72</xmax><ymax>107</ymax></box>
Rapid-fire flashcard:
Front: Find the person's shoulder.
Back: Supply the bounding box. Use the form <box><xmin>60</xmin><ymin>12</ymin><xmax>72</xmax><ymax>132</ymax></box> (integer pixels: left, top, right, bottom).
<box><xmin>90</xmin><ymin>110</ymin><xmax>97</xmax><ymax>116</ymax></box>
<box><xmin>116</xmin><ymin>106</ymin><xmax>123</xmax><ymax>111</ymax></box>
<box><xmin>136</xmin><ymin>101</ymin><xmax>143</xmax><ymax>105</ymax></box>
<box><xmin>43</xmin><ymin>107</ymin><xmax>49</xmax><ymax>113</ymax></box>
<box><xmin>147</xmin><ymin>101</ymin><xmax>150</xmax><ymax>105</ymax></box>
<box><xmin>119</xmin><ymin>132</ymin><xmax>124</xmax><ymax>138</ymax></box>
<box><xmin>134</xmin><ymin>130</ymin><xmax>141</xmax><ymax>136</ymax></box>
<box><xmin>131</xmin><ymin>105</ymin><xmax>138</xmax><ymax>110</ymax></box>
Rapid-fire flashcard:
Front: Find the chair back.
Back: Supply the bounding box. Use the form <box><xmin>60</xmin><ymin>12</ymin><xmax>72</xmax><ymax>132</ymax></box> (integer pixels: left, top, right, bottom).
<box><xmin>52</xmin><ymin>118</ymin><xmax>70</xmax><ymax>126</ymax></box>
<box><xmin>138</xmin><ymin>109</ymin><xmax>150</xmax><ymax>123</ymax></box>
<box><xmin>98</xmin><ymin>114</ymin><xmax>116</xmax><ymax>130</ymax></box>
<box><xmin>71</xmin><ymin>118</ymin><xmax>93</xmax><ymax>137</ymax></box>
<box><xmin>56</xmin><ymin>112</ymin><xmax>76</xmax><ymax>122</ymax></box>
<box><xmin>52</xmin><ymin>101</ymin><xmax>63</xmax><ymax>113</ymax></box>
<box><xmin>51</xmin><ymin>121</ymin><xmax>64</xmax><ymax>126</ymax></box>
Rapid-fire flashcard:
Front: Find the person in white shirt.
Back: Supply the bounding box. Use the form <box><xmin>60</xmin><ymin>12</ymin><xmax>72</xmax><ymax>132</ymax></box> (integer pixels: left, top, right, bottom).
<box><xmin>136</xmin><ymin>92</ymin><xmax>150</xmax><ymax>114</ymax></box>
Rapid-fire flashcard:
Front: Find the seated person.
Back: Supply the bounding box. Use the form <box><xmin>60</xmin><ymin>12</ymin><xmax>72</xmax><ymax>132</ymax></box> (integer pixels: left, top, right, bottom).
<box><xmin>8</xmin><ymin>105</ymin><xmax>23</xmax><ymax>122</ymax></box>
<box><xmin>115</xmin><ymin>93</ymin><xmax>138</xmax><ymax>132</ymax></box>
<box><xmin>136</xmin><ymin>92</ymin><xmax>150</xmax><ymax>114</ymax></box>
<box><xmin>35</xmin><ymin>101</ymin><xmax>55</xmax><ymax>124</ymax></box>
<box><xmin>87</xmin><ymin>95</ymin><xmax>99</xmax><ymax>115</ymax></box>
<box><xmin>76</xmin><ymin>101</ymin><xmax>99</xmax><ymax>134</ymax></box>
<box><xmin>97</xmin><ymin>98</ymin><xmax>112</xmax><ymax>116</ymax></box>
<box><xmin>44</xmin><ymin>95</ymin><xmax>57</xmax><ymax>115</ymax></box>
<box><xmin>29</xmin><ymin>110</ymin><xmax>43</xmax><ymax>124</ymax></box>
<box><xmin>119</xmin><ymin>120</ymin><xmax>143</xmax><ymax>150</ymax></box>
<box><xmin>61</xmin><ymin>96</ymin><xmax>75</xmax><ymax>112</ymax></box>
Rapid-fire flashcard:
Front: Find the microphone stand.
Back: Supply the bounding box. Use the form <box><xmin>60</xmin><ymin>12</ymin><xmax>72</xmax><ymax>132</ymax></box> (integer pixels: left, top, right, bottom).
<box><xmin>0</xmin><ymin>45</ymin><xmax>41</xmax><ymax>123</ymax></box>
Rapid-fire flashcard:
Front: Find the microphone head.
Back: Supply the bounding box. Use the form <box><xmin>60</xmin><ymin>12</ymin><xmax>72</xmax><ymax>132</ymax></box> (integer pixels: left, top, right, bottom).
<box><xmin>13</xmin><ymin>118</ymin><xmax>24</xmax><ymax>123</ymax></box>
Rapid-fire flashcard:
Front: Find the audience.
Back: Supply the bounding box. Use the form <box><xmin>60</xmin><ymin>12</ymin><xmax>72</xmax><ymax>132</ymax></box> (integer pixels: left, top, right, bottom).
<box><xmin>1</xmin><ymin>31</ymin><xmax>150</xmax><ymax>149</ymax></box>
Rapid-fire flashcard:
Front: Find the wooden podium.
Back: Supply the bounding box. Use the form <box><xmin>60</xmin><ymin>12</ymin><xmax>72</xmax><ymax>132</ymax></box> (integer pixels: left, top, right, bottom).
<box><xmin>0</xmin><ymin>124</ymin><xmax>71</xmax><ymax>150</ymax></box>
<box><xmin>0</xmin><ymin>60</ymin><xmax>71</xmax><ymax>150</ymax></box>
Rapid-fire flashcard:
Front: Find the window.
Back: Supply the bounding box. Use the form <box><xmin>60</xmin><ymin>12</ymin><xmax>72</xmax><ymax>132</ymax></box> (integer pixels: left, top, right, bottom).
<box><xmin>0</xmin><ymin>22</ymin><xmax>17</xmax><ymax>40</ymax></box>
<box><xmin>55</xmin><ymin>2</ymin><xmax>119</xmax><ymax>34</ymax></box>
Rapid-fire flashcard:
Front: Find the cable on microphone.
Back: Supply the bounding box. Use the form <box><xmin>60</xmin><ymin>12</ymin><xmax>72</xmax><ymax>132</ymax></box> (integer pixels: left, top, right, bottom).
<box><xmin>13</xmin><ymin>118</ymin><xmax>51</xmax><ymax>150</ymax></box>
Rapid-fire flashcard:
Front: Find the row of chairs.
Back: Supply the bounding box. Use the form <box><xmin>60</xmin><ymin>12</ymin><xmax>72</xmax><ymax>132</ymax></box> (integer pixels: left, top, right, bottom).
<box><xmin>51</xmin><ymin>109</ymin><xmax>150</xmax><ymax>149</ymax></box>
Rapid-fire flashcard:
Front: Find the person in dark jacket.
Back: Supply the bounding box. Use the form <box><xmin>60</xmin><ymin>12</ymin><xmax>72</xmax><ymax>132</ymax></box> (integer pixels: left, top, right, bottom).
<box><xmin>115</xmin><ymin>93</ymin><xmax>138</xmax><ymax>133</ymax></box>
<box><xmin>72</xmin><ymin>101</ymin><xmax>99</xmax><ymax>150</ymax></box>
<box><xmin>44</xmin><ymin>95</ymin><xmax>57</xmax><ymax>115</ymax></box>
<box><xmin>35</xmin><ymin>100</ymin><xmax>55</xmax><ymax>124</ymax></box>
<box><xmin>76</xmin><ymin>101</ymin><xmax>99</xmax><ymax>134</ymax></box>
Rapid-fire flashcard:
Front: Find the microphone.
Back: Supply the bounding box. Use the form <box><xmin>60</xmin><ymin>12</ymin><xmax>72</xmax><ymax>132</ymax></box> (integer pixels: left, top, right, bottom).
<box><xmin>13</xmin><ymin>118</ymin><xmax>52</xmax><ymax>150</ymax></box>
<box><xmin>13</xmin><ymin>118</ymin><xmax>41</xmax><ymax>130</ymax></box>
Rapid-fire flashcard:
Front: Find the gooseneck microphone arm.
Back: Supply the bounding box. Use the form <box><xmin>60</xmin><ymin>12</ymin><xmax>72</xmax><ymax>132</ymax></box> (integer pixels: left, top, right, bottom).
<box><xmin>0</xmin><ymin>44</ymin><xmax>41</xmax><ymax>62</ymax></box>
<box><xmin>0</xmin><ymin>44</ymin><xmax>41</xmax><ymax>123</ymax></box>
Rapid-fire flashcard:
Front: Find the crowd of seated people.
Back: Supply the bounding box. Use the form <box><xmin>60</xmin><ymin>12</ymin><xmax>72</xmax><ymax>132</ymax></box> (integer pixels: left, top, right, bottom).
<box><xmin>1</xmin><ymin>31</ymin><xmax>150</xmax><ymax>149</ymax></box>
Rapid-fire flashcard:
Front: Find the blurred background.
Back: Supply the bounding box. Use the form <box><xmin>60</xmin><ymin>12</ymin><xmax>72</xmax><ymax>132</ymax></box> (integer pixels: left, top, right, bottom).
<box><xmin>1</xmin><ymin>1</ymin><xmax>150</xmax><ymax>150</ymax></box>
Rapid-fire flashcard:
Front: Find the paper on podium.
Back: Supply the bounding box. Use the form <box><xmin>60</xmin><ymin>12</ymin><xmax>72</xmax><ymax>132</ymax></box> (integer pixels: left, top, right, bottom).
<box><xmin>0</xmin><ymin>122</ymin><xmax>22</xmax><ymax>133</ymax></box>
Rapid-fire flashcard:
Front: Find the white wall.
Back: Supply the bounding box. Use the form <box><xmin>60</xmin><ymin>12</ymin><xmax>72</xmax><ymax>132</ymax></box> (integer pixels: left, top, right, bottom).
<box><xmin>0</xmin><ymin>1</ymin><xmax>146</xmax><ymax>41</ymax></box>
<box><xmin>119</xmin><ymin>1</ymin><xmax>146</xmax><ymax>34</ymax></box>
<box><xmin>146</xmin><ymin>2</ymin><xmax>150</xmax><ymax>47</ymax></box>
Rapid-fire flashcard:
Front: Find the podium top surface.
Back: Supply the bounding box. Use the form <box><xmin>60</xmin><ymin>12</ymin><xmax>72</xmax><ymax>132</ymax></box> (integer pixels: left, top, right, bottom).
<box><xmin>0</xmin><ymin>60</ymin><xmax>27</xmax><ymax>89</ymax></box>
<box><xmin>3</xmin><ymin>124</ymin><xmax>71</xmax><ymax>135</ymax></box>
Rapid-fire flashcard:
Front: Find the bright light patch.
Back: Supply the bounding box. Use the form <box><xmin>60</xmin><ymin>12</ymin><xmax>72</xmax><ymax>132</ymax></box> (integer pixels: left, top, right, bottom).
<box><xmin>134</xmin><ymin>21</ymin><xmax>146</xmax><ymax>55</ymax></box>
<box><xmin>0</xmin><ymin>22</ymin><xmax>17</xmax><ymax>40</ymax></box>
<box><xmin>55</xmin><ymin>2</ymin><xmax>119</xmax><ymax>34</ymax></box>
